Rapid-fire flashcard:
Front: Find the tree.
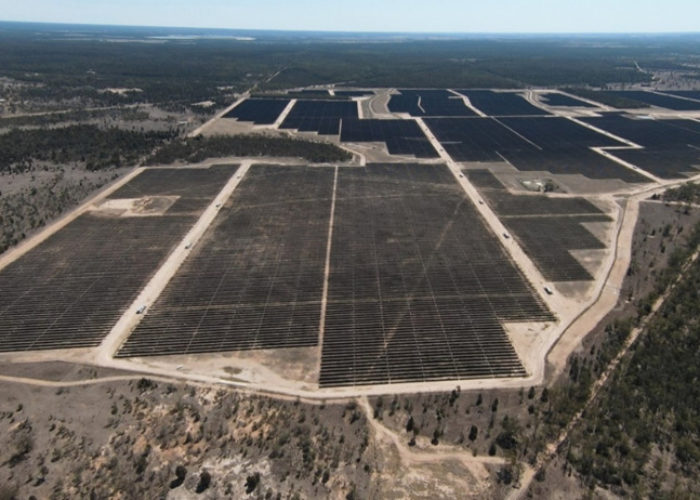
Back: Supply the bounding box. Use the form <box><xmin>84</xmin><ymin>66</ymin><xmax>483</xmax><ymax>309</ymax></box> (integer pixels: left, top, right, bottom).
<box><xmin>245</xmin><ymin>472</ymin><xmax>261</xmax><ymax>494</ymax></box>
<box><xmin>196</xmin><ymin>470</ymin><xmax>211</xmax><ymax>494</ymax></box>
<box><xmin>405</xmin><ymin>416</ymin><xmax>414</xmax><ymax>433</ymax></box>
<box><xmin>169</xmin><ymin>465</ymin><xmax>187</xmax><ymax>489</ymax></box>
<box><xmin>469</xmin><ymin>425</ymin><xmax>478</xmax><ymax>441</ymax></box>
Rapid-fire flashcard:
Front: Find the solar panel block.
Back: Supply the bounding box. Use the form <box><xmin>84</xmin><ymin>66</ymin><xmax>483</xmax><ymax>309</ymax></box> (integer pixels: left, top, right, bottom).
<box><xmin>388</xmin><ymin>89</ymin><xmax>477</xmax><ymax>117</ymax></box>
<box><xmin>602</xmin><ymin>91</ymin><xmax>700</xmax><ymax>111</ymax></box>
<box><xmin>319</xmin><ymin>164</ymin><xmax>553</xmax><ymax>387</ymax></box>
<box><xmin>581</xmin><ymin>114</ymin><xmax>700</xmax><ymax>178</ymax></box>
<box><xmin>280</xmin><ymin>100</ymin><xmax>358</xmax><ymax>135</ymax></box>
<box><xmin>425</xmin><ymin>117</ymin><xmax>647</xmax><ymax>182</ymax></box>
<box><xmin>117</xmin><ymin>165</ymin><xmax>334</xmax><ymax>357</ymax></box>
<box><xmin>540</xmin><ymin>93</ymin><xmax>597</xmax><ymax>108</ymax></box>
<box><xmin>223</xmin><ymin>99</ymin><xmax>291</xmax><ymax>124</ymax></box>
<box><xmin>0</xmin><ymin>166</ymin><xmax>238</xmax><ymax>352</ymax></box>
<box><xmin>465</xmin><ymin>169</ymin><xmax>611</xmax><ymax>281</ymax></box>
<box><xmin>455</xmin><ymin>90</ymin><xmax>551</xmax><ymax>116</ymax></box>
<box><xmin>340</xmin><ymin>118</ymin><xmax>439</xmax><ymax>158</ymax></box>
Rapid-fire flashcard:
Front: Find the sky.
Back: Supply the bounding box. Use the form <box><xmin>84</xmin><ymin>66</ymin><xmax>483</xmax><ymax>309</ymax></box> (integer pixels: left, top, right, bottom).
<box><xmin>1</xmin><ymin>0</ymin><xmax>699</xmax><ymax>33</ymax></box>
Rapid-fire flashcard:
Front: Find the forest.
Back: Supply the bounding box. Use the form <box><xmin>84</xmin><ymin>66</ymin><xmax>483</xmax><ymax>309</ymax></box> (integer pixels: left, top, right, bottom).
<box><xmin>562</xmin><ymin>225</ymin><xmax>700</xmax><ymax>496</ymax></box>
<box><xmin>6</xmin><ymin>24</ymin><xmax>700</xmax><ymax>110</ymax></box>
<box><xmin>147</xmin><ymin>135</ymin><xmax>352</xmax><ymax>165</ymax></box>
<box><xmin>0</xmin><ymin>125</ymin><xmax>174</xmax><ymax>172</ymax></box>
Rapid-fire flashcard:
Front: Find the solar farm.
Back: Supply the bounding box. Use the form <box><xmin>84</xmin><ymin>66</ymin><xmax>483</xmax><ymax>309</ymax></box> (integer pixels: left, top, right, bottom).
<box><xmin>2</xmin><ymin>87</ymin><xmax>700</xmax><ymax>396</ymax></box>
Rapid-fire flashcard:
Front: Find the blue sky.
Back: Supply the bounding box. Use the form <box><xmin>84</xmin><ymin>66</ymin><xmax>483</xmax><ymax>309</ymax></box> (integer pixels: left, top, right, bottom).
<box><xmin>2</xmin><ymin>0</ymin><xmax>699</xmax><ymax>33</ymax></box>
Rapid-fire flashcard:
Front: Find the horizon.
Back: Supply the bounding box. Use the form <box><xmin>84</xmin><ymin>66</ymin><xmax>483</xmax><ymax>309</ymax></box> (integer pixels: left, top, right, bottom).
<box><xmin>2</xmin><ymin>19</ymin><xmax>700</xmax><ymax>37</ymax></box>
<box><xmin>1</xmin><ymin>0</ymin><xmax>700</xmax><ymax>34</ymax></box>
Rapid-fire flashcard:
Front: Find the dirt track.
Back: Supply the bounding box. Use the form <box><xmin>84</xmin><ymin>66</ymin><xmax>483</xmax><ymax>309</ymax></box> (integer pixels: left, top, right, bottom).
<box><xmin>358</xmin><ymin>396</ymin><xmax>505</xmax><ymax>495</ymax></box>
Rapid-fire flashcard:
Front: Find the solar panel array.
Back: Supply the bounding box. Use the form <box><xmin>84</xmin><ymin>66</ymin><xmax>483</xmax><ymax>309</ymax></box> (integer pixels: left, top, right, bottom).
<box><xmin>659</xmin><ymin>90</ymin><xmax>700</xmax><ymax>102</ymax></box>
<box><xmin>294</xmin><ymin>90</ymin><xmax>330</xmax><ymax>97</ymax></box>
<box><xmin>280</xmin><ymin>100</ymin><xmax>358</xmax><ymax>135</ymax></box>
<box><xmin>334</xmin><ymin>90</ymin><xmax>375</xmax><ymax>97</ymax></box>
<box><xmin>602</xmin><ymin>91</ymin><xmax>700</xmax><ymax>111</ymax></box>
<box><xmin>0</xmin><ymin>166</ymin><xmax>238</xmax><ymax>352</ymax></box>
<box><xmin>320</xmin><ymin>164</ymin><xmax>553</xmax><ymax>387</ymax></box>
<box><xmin>581</xmin><ymin>114</ymin><xmax>700</xmax><ymax>178</ymax></box>
<box><xmin>540</xmin><ymin>93</ymin><xmax>596</xmax><ymax>108</ymax></box>
<box><xmin>223</xmin><ymin>99</ymin><xmax>291</xmax><ymax>124</ymax></box>
<box><xmin>466</xmin><ymin>170</ymin><xmax>611</xmax><ymax>281</ymax></box>
<box><xmin>109</xmin><ymin>165</ymin><xmax>239</xmax><ymax>208</ymax></box>
<box><xmin>455</xmin><ymin>90</ymin><xmax>551</xmax><ymax>116</ymax></box>
<box><xmin>340</xmin><ymin>118</ymin><xmax>439</xmax><ymax>158</ymax></box>
<box><xmin>388</xmin><ymin>89</ymin><xmax>477</xmax><ymax>117</ymax></box>
<box><xmin>425</xmin><ymin>117</ymin><xmax>647</xmax><ymax>182</ymax></box>
<box><xmin>118</xmin><ymin>165</ymin><xmax>334</xmax><ymax>357</ymax></box>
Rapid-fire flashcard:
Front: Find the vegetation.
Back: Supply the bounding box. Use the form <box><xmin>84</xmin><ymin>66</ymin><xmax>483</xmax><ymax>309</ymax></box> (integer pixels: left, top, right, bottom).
<box><xmin>659</xmin><ymin>181</ymin><xmax>700</xmax><ymax>205</ymax></box>
<box><xmin>0</xmin><ymin>170</ymin><xmax>120</xmax><ymax>254</ymax></box>
<box><xmin>6</xmin><ymin>24</ymin><xmax>695</xmax><ymax>115</ymax></box>
<box><xmin>147</xmin><ymin>134</ymin><xmax>352</xmax><ymax>165</ymax></box>
<box><xmin>563</xmin><ymin>242</ymin><xmax>700</xmax><ymax>496</ymax></box>
<box><xmin>0</xmin><ymin>125</ymin><xmax>174</xmax><ymax>172</ymax></box>
<box><xmin>367</xmin><ymin>206</ymin><xmax>700</xmax><ymax>496</ymax></box>
<box><xmin>0</xmin><ymin>381</ymin><xmax>373</xmax><ymax>498</ymax></box>
<box><xmin>0</xmin><ymin>108</ymin><xmax>151</xmax><ymax>129</ymax></box>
